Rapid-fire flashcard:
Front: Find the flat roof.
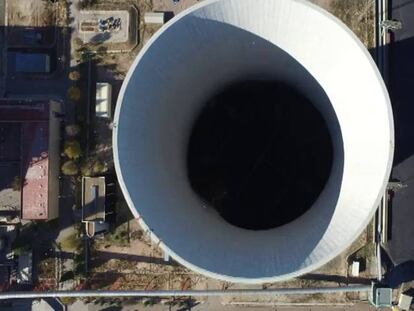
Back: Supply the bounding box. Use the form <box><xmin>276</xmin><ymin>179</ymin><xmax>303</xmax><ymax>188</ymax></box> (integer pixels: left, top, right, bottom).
<box><xmin>144</xmin><ymin>12</ymin><xmax>165</xmax><ymax>24</ymax></box>
<box><xmin>0</xmin><ymin>103</ymin><xmax>51</xmax><ymax>220</ymax></box>
<box><xmin>21</xmin><ymin>122</ymin><xmax>49</xmax><ymax>220</ymax></box>
<box><xmin>0</xmin><ymin>102</ymin><xmax>49</xmax><ymax>121</ymax></box>
<box><xmin>96</xmin><ymin>82</ymin><xmax>112</xmax><ymax>118</ymax></box>
<box><xmin>14</xmin><ymin>52</ymin><xmax>50</xmax><ymax>73</ymax></box>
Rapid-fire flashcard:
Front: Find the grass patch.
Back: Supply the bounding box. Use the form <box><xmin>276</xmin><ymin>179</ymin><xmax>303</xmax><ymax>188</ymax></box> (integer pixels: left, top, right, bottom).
<box><xmin>60</xmin><ymin>232</ymin><xmax>81</xmax><ymax>252</ymax></box>
<box><xmin>103</xmin><ymin>222</ymin><xmax>130</xmax><ymax>247</ymax></box>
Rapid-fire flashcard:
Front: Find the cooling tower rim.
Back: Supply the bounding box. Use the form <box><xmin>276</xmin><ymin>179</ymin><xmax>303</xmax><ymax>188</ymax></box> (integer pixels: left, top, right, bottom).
<box><xmin>113</xmin><ymin>0</ymin><xmax>394</xmax><ymax>283</ymax></box>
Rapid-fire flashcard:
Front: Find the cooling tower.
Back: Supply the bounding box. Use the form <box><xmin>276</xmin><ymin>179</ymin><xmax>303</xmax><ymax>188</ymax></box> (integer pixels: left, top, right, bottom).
<box><xmin>113</xmin><ymin>0</ymin><xmax>394</xmax><ymax>283</ymax></box>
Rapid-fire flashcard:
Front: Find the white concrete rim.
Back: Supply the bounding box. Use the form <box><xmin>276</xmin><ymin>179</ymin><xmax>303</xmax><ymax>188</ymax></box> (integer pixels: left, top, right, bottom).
<box><xmin>113</xmin><ymin>0</ymin><xmax>394</xmax><ymax>283</ymax></box>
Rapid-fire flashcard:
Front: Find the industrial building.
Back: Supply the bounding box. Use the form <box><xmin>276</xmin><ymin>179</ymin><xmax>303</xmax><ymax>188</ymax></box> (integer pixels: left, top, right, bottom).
<box><xmin>113</xmin><ymin>0</ymin><xmax>393</xmax><ymax>283</ymax></box>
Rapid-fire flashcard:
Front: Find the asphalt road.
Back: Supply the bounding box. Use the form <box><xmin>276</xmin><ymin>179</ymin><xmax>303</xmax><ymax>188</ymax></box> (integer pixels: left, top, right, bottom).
<box><xmin>385</xmin><ymin>0</ymin><xmax>414</xmax><ymax>269</ymax></box>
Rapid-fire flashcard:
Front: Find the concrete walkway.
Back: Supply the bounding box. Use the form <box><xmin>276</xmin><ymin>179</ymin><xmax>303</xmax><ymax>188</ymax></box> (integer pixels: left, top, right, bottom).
<box><xmin>67</xmin><ymin>300</ymin><xmax>375</xmax><ymax>311</ymax></box>
<box><xmin>69</xmin><ymin>0</ymin><xmax>80</xmax><ymax>67</ymax></box>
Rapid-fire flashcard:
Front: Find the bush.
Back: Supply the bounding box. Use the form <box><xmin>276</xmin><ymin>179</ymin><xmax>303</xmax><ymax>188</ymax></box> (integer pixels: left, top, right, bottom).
<box><xmin>92</xmin><ymin>160</ymin><xmax>105</xmax><ymax>174</ymax></box>
<box><xmin>64</xmin><ymin>140</ymin><xmax>82</xmax><ymax>160</ymax></box>
<box><xmin>60</xmin><ymin>296</ymin><xmax>77</xmax><ymax>305</ymax></box>
<box><xmin>68</xmin><ymin>86</ymin><xmax>81</xmax><ymax>101</ymax></box>
<box><xmin>60</xmin><ymin>233</ymin><xmax>81</xmax><ymax>252</ymax></box>
<box><xmin>80</xmin><ymin>161</ymin><xmax>92</xmax><ymax>177</ymax></box>
<box><xmin>10</xmin><ymin>175</ymin><xmax>21</xmax><ymax>191</ymax></box>
<box><xmin>13</xmin><ymin>245</ymin><xmax>30</xmax><ymax>256</ymax></box>
<box><xmin>61</xmin><ymin>161</ymin><xmax>78</xmax><ymax>176</ymax></box>
<box><xmin>130</xmin><ymin>230</ymin><xmax>143</xmax><ymax>240</ymax></box>
<box><xmin>72</xmin><ymin>37</ymin><xmax>84</xmax><ymax>49</ymax></box>
<box><xmin>65</xmin><ymin>124</ymin><xmax>81</xmax><ymax>137</ymax></box>
<box><xmin>80</xmin><ymin>158</ymin><xmax>106</xmax><ymax>176</ymax></box>
<box><xmin>68</xmin><ymin>71</ymin><xmax>81</xmax><ymax>81</ymax></box>
<box><xmin>104</xmin><ymin>223</ymin><xmax>130</xmax><ymax>247</ymax></box>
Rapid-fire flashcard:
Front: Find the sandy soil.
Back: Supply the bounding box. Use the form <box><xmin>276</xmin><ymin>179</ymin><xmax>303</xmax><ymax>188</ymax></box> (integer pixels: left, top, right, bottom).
<box><xmin>153</xmin><ymin>0</ymin><xmax>200</xmax><ymax>15</ymax></box>
<box><xmin>90</xmin><ymin>219</ymin><xmax>211</xmax><ymax>291</ymax></box>
<box><xmin>8</xmin><ymin>0</ymin><xmax>55</xmax><ymax>27</ymax></box>
<box><xmin>325</xmin><ymin>0</ymin><xmax>376</xmax><ymax>48</ymax></box>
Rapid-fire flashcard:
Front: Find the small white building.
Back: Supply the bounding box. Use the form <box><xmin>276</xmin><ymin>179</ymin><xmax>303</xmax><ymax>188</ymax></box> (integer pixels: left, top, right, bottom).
<box><xmin>144</xmin><ymin>12</ymin><xmax>165</xmax><ymax>24</ymax></box>
<box><xmin>96</xmin><ymin>82</ymin><xmax>112</xmax><ymax>119</ymax></box>
<box><xmin>82</xmin><ymin>177</ymin><xmax>108</xmax><ymax>238</ymax></box>
<box><xmin>399</xmin><ymin>293</ymin><xmax>413</xmax><ymax>311</ymax></box>
<box><xmin>351</xmin><ymin>261</ymin><xmax>360</xmax><ymax>277</ymax></box>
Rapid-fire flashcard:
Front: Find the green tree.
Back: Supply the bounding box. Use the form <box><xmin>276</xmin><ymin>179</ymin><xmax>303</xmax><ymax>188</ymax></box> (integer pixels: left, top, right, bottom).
<box><xmin>64</xmin><ymin>140</ymin><xmax>82</xmax><ymax>160</ymax></box>
<box><xmin>92</xmin><ymin>160</ymin><xmax>105</xmax><ymax>174</ymax></box>
<box><xmin>65</xmin><ymin>124</ymin><xmax>81</xmax><ymax>137</ymax></box>
<box><xmin>10</xmin><ymin>175</ymin><xmax>21</xmax><ymax>191</ymax></box>
<box><xmin>80</xmin><ymin>158</ymin><xmax>106</xmax><ymax>176</ymax></box>
<box><xmin>72</xmin><ymin>37</ymin><xmax>84</xmax><ymax>49</ymax></box>
<box><xmin>61</xmin><ymin>161</ymin><xmax>78</xmax><ymax>176</ymax></box>
<box><xmin>68</xmin><ymin>71</ymin><xmax>81</xmax><ymax>81</ymax></box>
<box><xmin>68</xmin><ymin>86</ymin><xmax>81</xmax><ymax>101</ymax></box>
<box><xmin>80</xmin><ymin>162</ymin><xmax>92</xmax><ymax>177</ymax></box>
<box><xmin>60</xmin><ymin>296</ymin><xmax>76</xmax><ymax>305</ymax></box>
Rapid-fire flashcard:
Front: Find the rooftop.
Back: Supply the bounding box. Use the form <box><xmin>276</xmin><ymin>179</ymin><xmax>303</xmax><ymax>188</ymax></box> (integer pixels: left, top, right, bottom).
<box><xmin>0</xmin><ymin>103</ymin><xmax>53</xmax><ymax>221</ymax></box>
<box><xmin>21</xmin><ymin>122</ymin><xmax>49</xmax><ymax>220</ymax></box>
<box><xmin>82</xmin><ymin>176</ymin><xmax>106</xmax><ymax>222</ymax></box>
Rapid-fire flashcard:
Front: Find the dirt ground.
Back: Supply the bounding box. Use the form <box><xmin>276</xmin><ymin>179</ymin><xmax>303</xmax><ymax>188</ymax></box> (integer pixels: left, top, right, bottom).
<box><xmin>98</xmin><ymin>0</ymin><xmax>375</xmax><ymax>80</ymax></box>
<box><xmin>91</xmin><ymin>219</ymin><xmax>210</xmax><ymax>291</ymax></box>
<box><xmin>152</xmin><ymin>0</ymin><xmax>200</xmax><ymax>15</ymax></box>
<box><xmin>8</xmin><ymin>0</ymin><xmax>55</xmax><ymax>27</ymax></box>
<box><xmin>314</xmin><ymin>0</ymin><xmax>376</xmax><ymax>48</ymax></box>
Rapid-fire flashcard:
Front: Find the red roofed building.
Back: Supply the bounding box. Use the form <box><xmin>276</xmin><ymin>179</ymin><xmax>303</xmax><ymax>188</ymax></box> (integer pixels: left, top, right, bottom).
<box><xmin>0</xmin><ymin>100</ymin><xmax>61</xmax><ymax>220</ymax></box>
<box><xmin>21</xmin><ymin>122</ymin><xmax>49</xmax><ymax>220</ymax></box>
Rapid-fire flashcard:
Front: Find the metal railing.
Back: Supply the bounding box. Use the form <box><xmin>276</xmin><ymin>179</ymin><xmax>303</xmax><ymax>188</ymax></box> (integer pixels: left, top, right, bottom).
<box><xmin>0</xmin><ymin>285</ymin><xmax>372</xmax><ymax>300</ymax></box>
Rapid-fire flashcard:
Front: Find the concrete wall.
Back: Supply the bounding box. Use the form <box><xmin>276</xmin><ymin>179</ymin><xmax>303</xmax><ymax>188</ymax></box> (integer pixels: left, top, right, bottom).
<box><xmin>113</xmin><ymin>0</ymin><xmax>394</xmax><ymax>283</ymax></box>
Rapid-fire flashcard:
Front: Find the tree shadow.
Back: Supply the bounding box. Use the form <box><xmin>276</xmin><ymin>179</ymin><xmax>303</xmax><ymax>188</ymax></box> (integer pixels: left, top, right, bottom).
<box><xmin>90</xmin><ymin>32</ymin><xmax>112</xmax><ymax>44</ymax></box>
<box><xmin>92</xmin><ymin>250</ymin><xmax>178</xmax><ymax>269</ymax></box>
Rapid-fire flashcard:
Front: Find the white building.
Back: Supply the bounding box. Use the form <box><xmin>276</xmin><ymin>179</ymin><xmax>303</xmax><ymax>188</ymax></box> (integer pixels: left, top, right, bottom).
<box><xmin>96</xmin><ymin>82</ymin><xmax>112</xmax><ymax>119</ymax></box>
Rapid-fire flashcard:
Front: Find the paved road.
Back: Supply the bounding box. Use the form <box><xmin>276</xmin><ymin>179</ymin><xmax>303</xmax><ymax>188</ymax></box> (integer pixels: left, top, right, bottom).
<box><xmin>385</xmin><ymin>0</ymin><xmax>414</xmax><ymax>267</ymax></box>
<box><xmin>65</xmin><ymin>300</ymin><xmax>375</xmax><ymax>311</ymax></box>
